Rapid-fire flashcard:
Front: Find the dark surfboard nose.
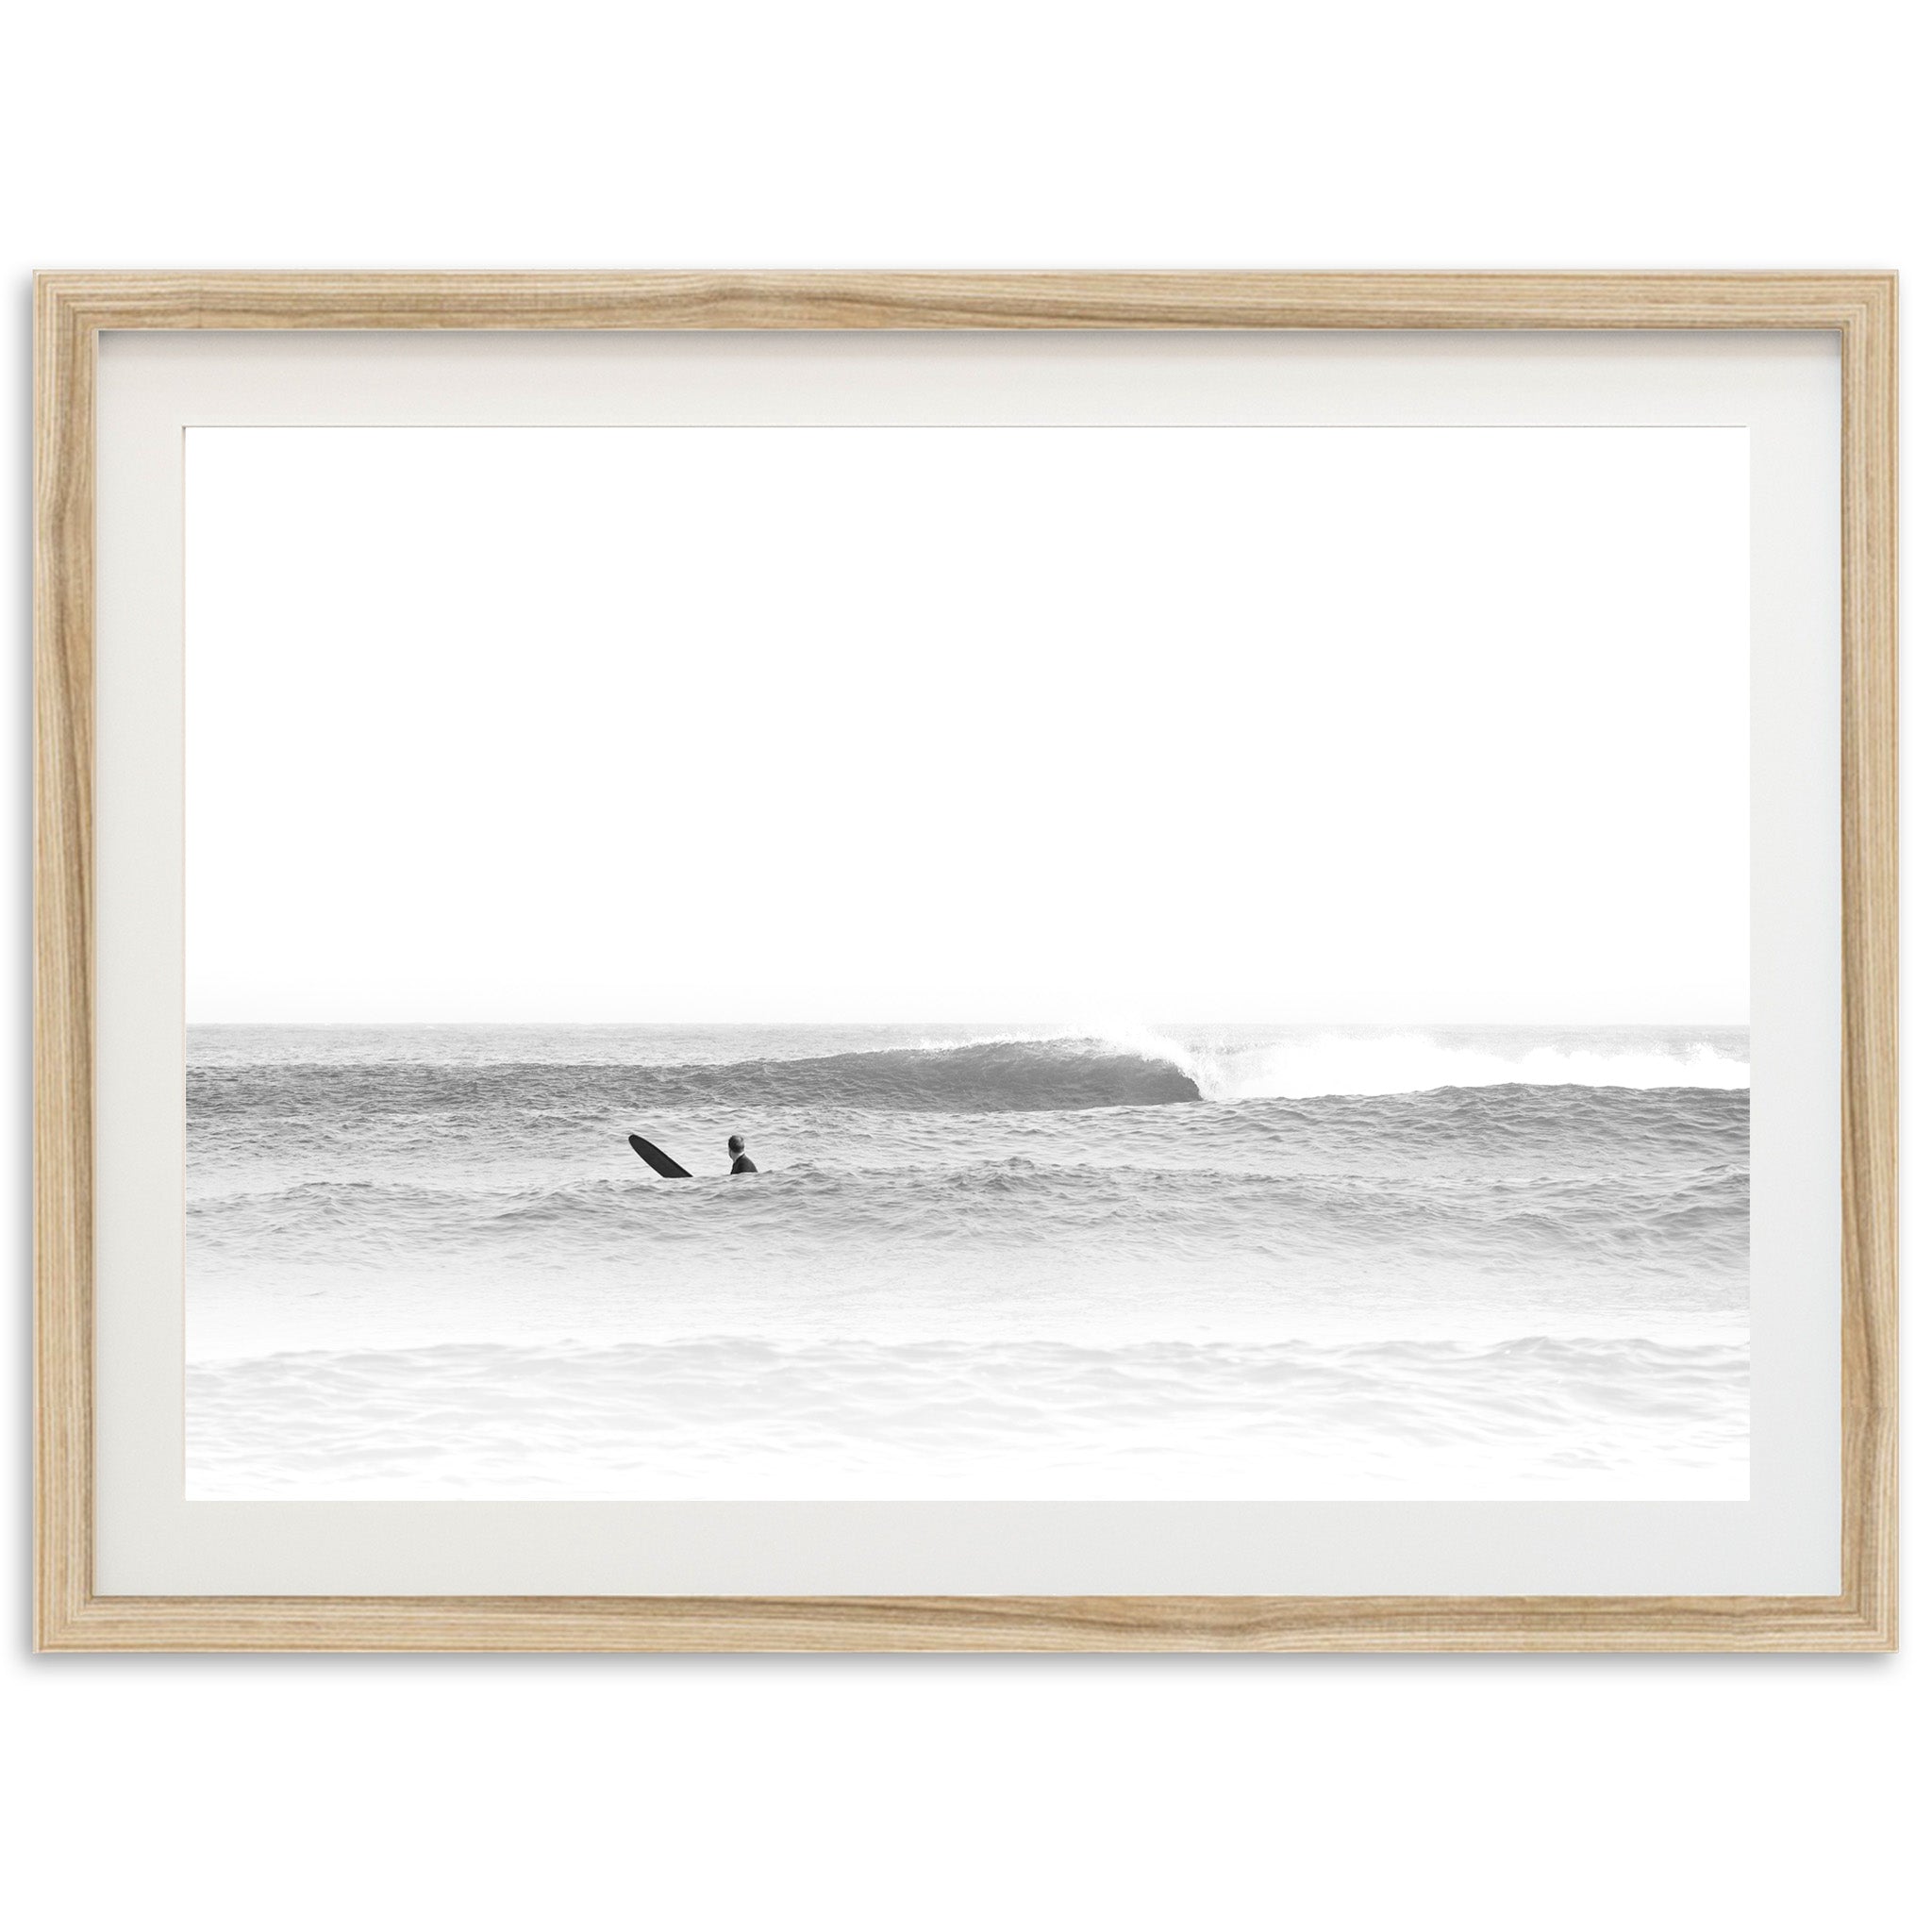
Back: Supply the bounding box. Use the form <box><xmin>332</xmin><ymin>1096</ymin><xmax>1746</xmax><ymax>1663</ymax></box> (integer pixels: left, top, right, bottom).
<box><xmin>627</xmin><ymin>1133</ymin><xmax>692</xmax><ymax>1179</ymax></box>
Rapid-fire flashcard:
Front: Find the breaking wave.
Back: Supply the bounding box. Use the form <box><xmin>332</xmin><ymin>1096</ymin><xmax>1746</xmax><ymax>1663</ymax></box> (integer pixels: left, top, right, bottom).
<box><xmin>190</xmin><ymin>1028</ymin><xmax>1749</xmax><ymax>1120</ymax></box>
<box><xmin>1046</xmin><ymin>1026</ymin><xmax>1750</xmax><ymax>1102</ymax></box>
<box><xmin>192</xmin><ymin>1038</ymin><xmax>1202</xmax><ymax>1118</ymax></box>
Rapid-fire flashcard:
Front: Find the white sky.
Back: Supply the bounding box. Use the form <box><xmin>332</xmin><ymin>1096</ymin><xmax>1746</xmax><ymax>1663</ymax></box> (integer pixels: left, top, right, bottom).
<box><xmin>187</xmin><ymin>426</ymin><xmax>1748</xmax><ymax>1024</ymax></box>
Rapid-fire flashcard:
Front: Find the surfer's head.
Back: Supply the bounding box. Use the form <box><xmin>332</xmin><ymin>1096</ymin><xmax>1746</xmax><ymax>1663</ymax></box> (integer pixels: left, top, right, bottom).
<box><xmin>727</xmin><ymin>1134</ymin><xmax>745</xmax><ymax>1157</ymax></box>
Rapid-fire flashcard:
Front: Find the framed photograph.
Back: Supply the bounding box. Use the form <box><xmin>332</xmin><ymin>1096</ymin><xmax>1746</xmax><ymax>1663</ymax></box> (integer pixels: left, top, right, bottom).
<box><xmin>35</xmin><ymin>274</ymin><xmax>1896</xmax><ymax>1651</ymax></box>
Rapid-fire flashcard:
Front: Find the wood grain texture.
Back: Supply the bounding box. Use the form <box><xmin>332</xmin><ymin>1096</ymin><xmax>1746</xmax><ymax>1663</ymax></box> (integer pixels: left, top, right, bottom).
<box><xmin>26</xmin><ymin>1589</ymin><xmax>1903</xmax><ymax>1654</ymax></box>
<box><xmin>32</xmin><ymin>273</ymin><xmax>1899</xmax><ymax>1652</ymax></box>
<box><xmin>20</xmin><ymin>270</ymin><xmax>1903</xmax><ymax>335</ymax></box>
<box><xmin>1836</xmin><ymin>277</ymin><xmax>1900</xmax><ymax>1652</ymax></box>
<box><xmin>33</xmin><ymin>275</ymin><xmax>95</xmax><ymax>1657</ymax></box>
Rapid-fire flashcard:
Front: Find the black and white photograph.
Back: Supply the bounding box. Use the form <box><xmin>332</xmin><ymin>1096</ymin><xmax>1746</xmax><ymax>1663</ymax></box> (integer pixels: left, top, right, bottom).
<box><xmin>185</xmin><ymin>423</ymin><xmax>1749</xmax><ymax>1502</ymax></box>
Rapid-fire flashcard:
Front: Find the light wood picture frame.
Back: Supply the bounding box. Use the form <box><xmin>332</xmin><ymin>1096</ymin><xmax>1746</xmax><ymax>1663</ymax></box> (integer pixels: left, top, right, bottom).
<box><xmin>34</xmin><ymin>273</ymin><xmax>1897</xmax><ymax>1652</ymax></box>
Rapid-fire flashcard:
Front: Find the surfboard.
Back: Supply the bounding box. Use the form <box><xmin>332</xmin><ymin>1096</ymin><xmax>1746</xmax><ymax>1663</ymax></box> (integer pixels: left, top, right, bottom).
<box><xmin>628</xmin><ymin>1133</ymin><xmax>692</xmax><ymax>1179</ymax></box>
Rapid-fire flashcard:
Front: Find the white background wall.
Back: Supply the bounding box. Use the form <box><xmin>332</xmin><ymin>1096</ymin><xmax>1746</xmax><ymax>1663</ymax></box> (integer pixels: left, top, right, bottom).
<box><xmin>3</xmin><ymin>4</ymin><xmax>1920</xmax><ymax>1925</ymax></box>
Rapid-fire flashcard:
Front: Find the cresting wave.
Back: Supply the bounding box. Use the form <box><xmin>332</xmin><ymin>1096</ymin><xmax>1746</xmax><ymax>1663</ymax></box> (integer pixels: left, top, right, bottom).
<box><xmin>986</xmin><ymin>1027</ymin><xmax>1751</xmax><ymax>1103</ymax></box>
<box><xmin>191</xmin><ymin>1038</ymin><xmax>1201</xmax><ymax>1116</ymax></box>
<box><xmin>190</xmin><ymin>1029</ymin><xmax>1751</xmax><ymax>1118</ymax></box>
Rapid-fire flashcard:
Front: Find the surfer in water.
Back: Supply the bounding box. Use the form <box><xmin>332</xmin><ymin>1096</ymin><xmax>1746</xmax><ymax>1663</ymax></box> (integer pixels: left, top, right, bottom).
<box><xmin>727</xmin><ymin>1133</ymin><xmax>758</xmax><ymax>1175</ymax></box>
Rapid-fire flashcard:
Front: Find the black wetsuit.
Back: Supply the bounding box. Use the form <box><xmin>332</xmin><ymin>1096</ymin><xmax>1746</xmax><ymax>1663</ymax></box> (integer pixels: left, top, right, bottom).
<box><xmin>730</xmin><ymin>1154</ymin><xmax>758</xmax><ymax>1174</ymax></box>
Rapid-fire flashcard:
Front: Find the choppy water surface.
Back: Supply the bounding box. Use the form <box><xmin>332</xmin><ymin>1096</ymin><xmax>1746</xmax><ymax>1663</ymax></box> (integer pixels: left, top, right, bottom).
<box><xmin>187</xmin><ymin>1023</ymin><xmax>1749</xmax><ymax>1499</ymax></box>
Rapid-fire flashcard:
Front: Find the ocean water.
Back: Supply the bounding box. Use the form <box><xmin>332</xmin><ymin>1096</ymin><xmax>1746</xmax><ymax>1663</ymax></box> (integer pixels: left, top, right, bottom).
<box><xmin>186</xmin><ymin>1023</ymin><xmax>1750</xmax><ymax>1499</ymax></box>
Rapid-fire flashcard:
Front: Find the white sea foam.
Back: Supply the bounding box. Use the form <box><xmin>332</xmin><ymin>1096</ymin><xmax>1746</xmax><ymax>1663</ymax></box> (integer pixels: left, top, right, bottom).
<box><xmin>187</xmin><ymin>1334</ymin><xmax>1751</xmax><ymax>1502</ymax></box>
<box><xmin>1026</xmin><ymin>1024</ymin><xmax>1752</xmax><ymax>1101</ymax></box>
